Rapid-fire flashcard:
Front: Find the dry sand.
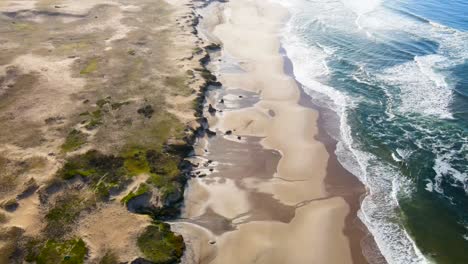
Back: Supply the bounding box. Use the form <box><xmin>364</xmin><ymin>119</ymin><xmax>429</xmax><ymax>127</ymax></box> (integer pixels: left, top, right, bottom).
<box><xmin>176</xmin><ymin>0</ymin><xmax>366</xmax><ymax>263</ymax></box>
<box><xmin>77</xmin><ymin>203</ymin><xmax>151</xmax><ymax>262</ymax></box>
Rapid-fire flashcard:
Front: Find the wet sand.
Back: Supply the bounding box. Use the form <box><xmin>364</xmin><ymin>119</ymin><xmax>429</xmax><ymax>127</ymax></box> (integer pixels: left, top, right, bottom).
<box><xmin>287</xmin><ymin>52</ymin><xmax>386</xmax><ymax>264</ymax></box>
<box><xmin>175</xmin><ymin>0</ymin><xmax>372</xmax><ymax>263</ymax></box>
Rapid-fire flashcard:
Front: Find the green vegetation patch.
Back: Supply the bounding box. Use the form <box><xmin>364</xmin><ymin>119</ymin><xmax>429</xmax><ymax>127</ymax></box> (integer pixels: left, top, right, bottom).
<box><xmin>57</xmin><ymin>150</ymin><xmax>126</xmax><ymax>199</ymax></box>
<box><xmin>78</xmin><ymin>110</ymin><xmax>103</xmax><ymax>130</ymax></box>
<box><xmin>44</xmin><ymin>192</ymin><xmax>95</xmax><ymax>238</ymax></box>
<box><xmin>146</xmin><ymin>149</ymin><xmax>183</xmax><ymax>201</ymax></box>
<box><xmin>96</xmin><ymin>98</ymin><xmax>111</xmax><ymax>108</ymax></box>
<box><xmin>147</xmin><ymin>174</ymin><xmax>180</xmax><ymax>206</ymax></box>
<box><xmin>84</xmin><ymin>109</ymin><xmax>103</xmax><ymax>130</ymax></box>
<box><xmin>122</xmin><ymin>148</ymin><xmax>151</xmax><ymax>176</ymax></box>
<box><xmin>111</xmin><ymin>101</ymin><xmax>130</xmax><ymax>110</ymax></box>
<box><xmin>79</xmin><ymin>98</ymin><xmax>130</xmax><ymax>130</ymax></box>
<box><xmin>146</xmin><ymin>150</ymin><xmax>181</xmax><ymax>180</ymax></box>
<box><xmin>57</xmin><ymin>145</ymin><xmax>185</xmax><ymax>202</ymax></box>
<box><xmin>27</xmin><ymin>238</ymin><xmax>87</xmax><ymax>264</ymax></box>
<box><xmin>80</xmin><ymin>58</ymin><xmax>98</xmax><ymax>75</ymax></box>
<box><xmin>121</xmin><ymin>146</ymin><xmax>186</xmax><ymax>202</ymax></box>
<box><xmin>121</xmin><ymin>183</ymin><xmax>150</xmax><ymax>205</ymax></box>
<box><xmin>61</xmin><ymin>130</ymin><xmax>87</xmax><ymax>152</ymax></box>
<box><xmin>164</xmin><ymin>75</ymin><xmax>191</xmax><ymax>96</ymax></box>
<box><xmin>96</xmin><ymin>97</ymin><xmax>129</xmax><ymax>110</ymax></box>
<box><xmin>137</xmin><ymin>222</ymin><xmax>185</xmax><ymax>264</ymax></box>
<box><xmin>127</xmin><ymin>113</ymin><xmax>186</xmax><ymax>152</ymax></box>
<box><xmin>58</xmin><ymin>150</ymin><xmax>122</xmax><ymax>180</ymax></box>
<box><xmin>119</xmin><ymin>145</ymin><xmax>187</xmax><ymax>209</ymax></box>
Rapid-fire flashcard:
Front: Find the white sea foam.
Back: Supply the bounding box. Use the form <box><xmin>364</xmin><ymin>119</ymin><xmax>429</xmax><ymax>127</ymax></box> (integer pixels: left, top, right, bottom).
<box><xmin>377</xmin><ymin>55</ymin><xmax>454</xmax><ymax>119</ymax></box>
<box><xmin>282</xmin><ymin>27</ymin><xmax>427</xmax><ymax>264</ymax></box>
<box><xmin>391</xmin><ymin>153</ymin><xmax>402</xmax><ymax>162</ymax></box>
<box><xmin>429</xmin><ymin>21</ymin><xmax>446</xmax><ymax>29</ymax></box>
<box><xmin>391</xmin><ymin>147</ymin><xmax>412</xmax><ymax>163</ymax></box>
<box><xmin>340</xmin><ymin>0</ymin><xmax>381</xmax><ymax>34</ymax></box>
<box><xmin>425</xmin><ymin>180</ymin><xmax>434</xmax><ymax>192</ymax></box>
<box><xmin>433</xmin><ymin>153</ymin><xmax>468</xmax><ymax>194</ymax></box>
<box><xmin>397</xmin><ymin>148</ymin><xmax>413</xmax><ymax>160</ymax></box>
<box><xmin>281</xmin><ymin>31</ymin><xmax>348</xmax><ymax>112</ymax></box>
<box><xmin>273</xmin><ymin>0</ymin><xmax>434</xmax><ymax>263</ymax></box>
<box><xmin>340</xmin><ymin>0</ymin><xmax>381</xmax><ymax>16</ymax></box>
<box><xmin>274</xmin><ymin>0</ymin><xmax>468</xmax><ymax>261</ymax></box>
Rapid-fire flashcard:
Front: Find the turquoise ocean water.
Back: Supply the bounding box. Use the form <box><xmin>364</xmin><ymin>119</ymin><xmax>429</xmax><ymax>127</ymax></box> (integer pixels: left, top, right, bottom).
<box><xmin>276</xmin><ymin>0</ymin><xmax>468</xmax><ymax>263</ymax></box>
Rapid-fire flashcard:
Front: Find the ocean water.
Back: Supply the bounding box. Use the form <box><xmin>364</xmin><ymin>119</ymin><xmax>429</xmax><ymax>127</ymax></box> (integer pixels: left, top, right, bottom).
<box><xmin>274</xmin><ymin>0</ymin><xmax>468</xmax><ymax>263</ymax></box>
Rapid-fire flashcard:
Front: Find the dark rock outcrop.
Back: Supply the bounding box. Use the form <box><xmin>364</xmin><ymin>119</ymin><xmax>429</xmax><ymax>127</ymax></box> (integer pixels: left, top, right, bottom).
<box><xmin>208</xmin><ymin>104</ymin><xmax>217</xmax><ymax>114</ymax></box>
<box><xmin>206</xmin><ymin>129</ymin><xmax>216</xmax><ymax>137</ymax></box>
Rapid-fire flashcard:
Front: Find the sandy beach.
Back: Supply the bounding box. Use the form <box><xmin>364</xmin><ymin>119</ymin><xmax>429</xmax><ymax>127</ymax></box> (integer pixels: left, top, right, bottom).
<box><xmin>176</xmin><ymin>0</ymin><xmax>373</xmax><ymax>263</ymax></box>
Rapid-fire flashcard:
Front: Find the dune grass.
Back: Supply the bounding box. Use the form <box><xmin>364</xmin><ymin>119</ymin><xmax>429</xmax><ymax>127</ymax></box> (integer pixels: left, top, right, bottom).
<box><xmin>80</xmin><ymin>58</ymin><xmax>98</xmax><ymax>75</ymax></box>
<box><xmin>137</xmin><ymin>222</ymin><xmax>185</xmax><ymax>264</ymax></box>
<box><xmin>61</xmin><ymin>130</ymin><xmax>87</xmax><ymax>152</ymax></box>
<box><xmin>28</xmin><ymin>238</ymin><xmax>88</xmax><ymax>264</ymax></box>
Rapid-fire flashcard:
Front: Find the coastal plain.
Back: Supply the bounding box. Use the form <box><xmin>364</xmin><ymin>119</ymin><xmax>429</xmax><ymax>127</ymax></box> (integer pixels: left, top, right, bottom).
<box><xmin>0</xmin><ymin>0</ymin><xmax>210</xmax><ymax>263</ymax></box>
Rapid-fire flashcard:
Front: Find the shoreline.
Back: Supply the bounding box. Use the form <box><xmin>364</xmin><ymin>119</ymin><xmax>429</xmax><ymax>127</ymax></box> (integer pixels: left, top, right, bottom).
<box><xmin>281</xmin><ymin>47</ymin><xmax>387</xmax><ymax>264</ymax></box>
<box><xmin>176</xmin><ymin>0</ymin><xmax>381</xmax><ymax>263</ymax></box>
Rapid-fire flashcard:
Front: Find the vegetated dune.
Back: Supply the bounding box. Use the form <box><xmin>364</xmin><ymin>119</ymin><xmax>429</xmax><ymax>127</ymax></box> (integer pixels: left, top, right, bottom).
<box><xmin>0</xmin><ymin>0</ymin><xmax>213</xmax><ymax>263</ymax></box>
